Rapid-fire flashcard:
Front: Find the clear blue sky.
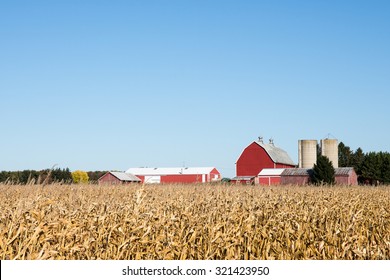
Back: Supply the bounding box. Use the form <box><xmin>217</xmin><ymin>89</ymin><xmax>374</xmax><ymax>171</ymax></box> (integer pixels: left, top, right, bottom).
<box><xmin>1</xmin><ymin>1</ymin><xmax>389</xmax><ymax>178</ymax></box>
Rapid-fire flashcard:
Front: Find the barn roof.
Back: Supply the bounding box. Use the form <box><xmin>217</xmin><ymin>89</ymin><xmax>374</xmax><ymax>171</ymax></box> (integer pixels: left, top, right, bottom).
<box><xmin>335</xmin><ymin>167</ymin><xmax>355</xmax><ymax>176</ymax></box>
<box><xmin>255</xmin><ymin>141</ymin><xmax>295</xmax><ymax>166</ymax></box>
<box><xmin>281</xmin><ymin>168</ymin><xmax>313</xmax><ymax>176</ymax></box>
<box><xmin>281</xmin><ymin>168</ymin><xmax>355</xmax><ymax>176</ymax></box>
<box><xmin>110</xmin><ymin>172</ymin><xmax>141</xmax><ymax>182</ymax></box>
<box><xmin>258</xmin><ymin>168</ymin><xmax>285</xmax><ymax>176</ymax></box>
<box><xmin>125</xmin><ymin>167</ymin><xmax>218</xmax><ymax>176</ymax></box>
<box><xmin>231</xmin><ymin>176</ymin><xmax>255</xmax><ymax>181</ymax></box>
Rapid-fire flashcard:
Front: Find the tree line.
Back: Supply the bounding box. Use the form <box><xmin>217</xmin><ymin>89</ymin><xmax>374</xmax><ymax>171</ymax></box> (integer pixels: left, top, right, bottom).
<box><xmin>0</xmin><ymin>168</ymin><xmax>73</xmax><ymax>185</ymax></box>
<box><xmin>0</xmin><ymin>169</ymin><xmax>108</xmax><ymax>185</ymax></box>
<box><xmin>1</xmin><ymin>142</ymin><xmax>389</xmax><ymax>185</ymax></box>
<box><xmin>338</xmin><ymin>142</ymin><xmax>390</xmax><ymax>185</ymax></box>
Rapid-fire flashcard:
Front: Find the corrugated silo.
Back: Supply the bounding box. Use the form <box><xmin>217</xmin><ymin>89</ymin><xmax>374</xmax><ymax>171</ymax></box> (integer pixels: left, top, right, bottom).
<box><xmin>321</xmin><ymin>139</ymin><xmax>338</xmax><ymax>168</ymax></box>
<box><xmin>298</xmin><ymin>140</ymin><xmax>317</xmax><ymax>168</ymax></box>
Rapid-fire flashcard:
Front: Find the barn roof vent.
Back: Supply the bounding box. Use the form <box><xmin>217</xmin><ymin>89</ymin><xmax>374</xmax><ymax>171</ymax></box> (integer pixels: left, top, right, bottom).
<box><xmin>269</xmin><ymin>138</ymin><xmax>274</xmax><ymax>145</ymax></box>
<box><xmin>258</xmin><ymin>136</ymin><xmax>263</xmax><ymax>143</ymax></box>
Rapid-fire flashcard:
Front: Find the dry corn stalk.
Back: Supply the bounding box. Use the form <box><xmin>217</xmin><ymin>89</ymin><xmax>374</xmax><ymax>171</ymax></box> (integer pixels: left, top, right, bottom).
<box><xmin>0</xmin><ymin>183</ymin><xmax>389</xmax><ymax>260</ymax></box>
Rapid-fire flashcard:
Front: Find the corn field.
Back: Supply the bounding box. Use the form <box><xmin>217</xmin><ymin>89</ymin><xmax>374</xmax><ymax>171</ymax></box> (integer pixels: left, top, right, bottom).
<box><xmin>0</xmin><ymin>183</ymin><xmax>389</xmax><ymax>260</ymax></box>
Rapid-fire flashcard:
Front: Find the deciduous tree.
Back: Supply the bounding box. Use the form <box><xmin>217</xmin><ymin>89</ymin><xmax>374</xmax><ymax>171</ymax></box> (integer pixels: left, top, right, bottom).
<box><xmin>71</xmin><ymin>170</ymin><xmax>89</xmax><ymax>184</ymax></box>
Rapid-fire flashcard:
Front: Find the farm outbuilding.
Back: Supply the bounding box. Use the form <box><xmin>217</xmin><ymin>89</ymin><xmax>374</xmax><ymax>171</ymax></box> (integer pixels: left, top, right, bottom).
<box><xmin>257</xmin><ymin>168</ymin><xmax>285</xmax><ymax>185</ymax></box>
<box><xmin>280</xmin><ymin>167</ymin><xmax>358</xmax><ymax>185</ymax></box>
<box><xmin>236</xmin><ymin>138</ymin><xmax>295</xmax><ymax>177</ymax></box>
<box><xmin>334</xmin><ymin>167</ymin><xmax>358</xmax><ymax>185</ymax></box>
<box><xmin>125</xmin><ymin>167</ymin><xmax>221</xmax><ymax>184</ymax></box>
<box><xmin>281</xmin><ymin>168</ymin><xmax>313</xmax><ymax>185</ymax></box>
<box><xmin>98</xmin><ymin>171</ymin><xmax>141</xmax><ymax>185</ymax></box>
<box><xmin>230</xmin><ymin>176</ymin><xmax>256</xmax><ymax>185</ymax></box>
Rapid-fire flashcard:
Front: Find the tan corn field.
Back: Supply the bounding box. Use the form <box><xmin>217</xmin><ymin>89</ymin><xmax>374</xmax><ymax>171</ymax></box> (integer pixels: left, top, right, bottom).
<box><xmin>0</xmin><ymin>183</ymin><xmax>389</xmax><ymax>260</ymax></box>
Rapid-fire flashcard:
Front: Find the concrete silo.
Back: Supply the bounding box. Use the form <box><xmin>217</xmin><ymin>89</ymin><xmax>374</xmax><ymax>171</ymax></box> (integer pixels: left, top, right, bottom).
<box><xmin>298</xmin><ymin>140</ymin><xmax>318</xmax><ymax>168</ymax></box>
<box><xmin>321</xmin><ymin>139</ymin><xmax>339</xmax><ymax>168</ymax></box>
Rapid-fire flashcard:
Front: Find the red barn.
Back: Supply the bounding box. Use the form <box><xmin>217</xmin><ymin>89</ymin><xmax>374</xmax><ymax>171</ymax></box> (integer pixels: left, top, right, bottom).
<box><xmin>98</xmin><ymin>171</ymin><xmax>141</xmax><ymax>185</ymax></box>
<box><xmin>257</xmin><ymin>168</ymin><xmax>285</xmax><ymax>185</ymax></box>
<box><xmin>281</xmin><ymin>168</ymin><xmax>312</xmax><ymax>185</ymax></box>
<box><xmin>236</xmin><ymin>138</ymin><xmax>295</xmax><ymax>177</ymax></box>
<box><xmin>280</xmin><ymin>167</ymin><xmax>358</xmax><ymax>185</ymax></box>
<box><xmin>125</xmin><ymin>167</ymin><xmax>221</xmax><ymax>184</ymax></box>
<box><xmin>334</xmin><ymin>168</ymin><xmax>358</xmax><ymax>185</ymax></box>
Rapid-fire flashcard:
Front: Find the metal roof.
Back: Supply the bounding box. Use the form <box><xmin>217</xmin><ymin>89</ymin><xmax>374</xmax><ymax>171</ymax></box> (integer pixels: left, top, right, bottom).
<box><xmin>231</xmin><ymin>176</ymin><xmax>255</xmax><ymax>181</ymax></box>
<box><xmin>110</xmin><ymin>172</ymin><xmax>141</xmax><ymax>182</ymax></box>
<box><xmin>258</xmin><ymin>168</ymin><xmax>285</xmax><ymax>176</ymax></box>
<box><xmin>281</xmin><ymin>168</ymin><xmax>313</xmax><ymax>176</ymax></box>
<box><xmin>125</xmin><ymin>167</ymin><xmax>218</xmax><ymax>176</ymax></box>
<box><xmin>335</xmin><ymin>167</ymin><xmax>355</xmax><ymax>176</ymax></box>
<box><xmin>255</xmin><ymin>141</ymin><xmax>295</xmax><ymax>166</ymax></box>
<box><xmin>281</xmin><ymin>168</ymin><xmax>355</xmax><ymax>176</ymax></box>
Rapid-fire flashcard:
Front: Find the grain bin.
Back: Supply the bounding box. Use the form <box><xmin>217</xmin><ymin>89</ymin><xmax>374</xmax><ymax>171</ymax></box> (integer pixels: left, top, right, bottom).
<box><xmin>321</xmin><ymin>139</ymin><xmax>338</xmax><ymax>168</ymax></box>
<box><xmin>298</xmin><ymin>140</ymin><xmax>317</xmax><ymax>168</ymax></box>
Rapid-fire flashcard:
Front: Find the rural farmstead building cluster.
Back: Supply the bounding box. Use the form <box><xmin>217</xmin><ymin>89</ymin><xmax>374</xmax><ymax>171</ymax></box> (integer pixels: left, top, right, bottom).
<box><xmin>98</xmin><ymin>137</ymin><xmax>357</xmax><ymax>185</ymax></box>
<box><xmin>231</xmin><ymin>137</ymin><xmax>358</xmax><ymax>186</ymax></box>
<box><xmin>125</xmin><ymin>167</ymin><xmax>221</xmax><ymax>184</ymax></box>
<box><xmin>98</xmin><ymin>167</ymin><xmax>221</xmax><ymax>185</ymax></box>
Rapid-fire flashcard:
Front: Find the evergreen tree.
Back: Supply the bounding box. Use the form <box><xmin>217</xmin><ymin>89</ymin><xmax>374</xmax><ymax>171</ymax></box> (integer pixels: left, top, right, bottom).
<box><xmin>311</xmin><ymin>155</ymin><xmax>336</xmax><ymax>185</ymax></box>
<box><xmin>0</xmin><ymin>171</ymin><xmax>6</xmax><ymax>182</ymax></box>
<box><xmin>360</xmin><ymin>152</ymin><xmax>380</xmax><ymax>184</ymax></box>
<box><xmin>338</xmin><ymin>142</ymin><xmax>353</xmax><ymax>167</ymax></box>
<box><xmin>63</xmin><ymin>168</ymin><xmax>72</xmax><ymax>183</ymax></box>
<box><xmin>50</xmin><ymin>168</ymin><xmax>71</xmax><ymax>183</ymax></box>
<box><xmin>380</xmin><ymin>152</ymin><xmax>390</xmax><ymax>184</ymax></box>
<box><xmin>87</xmin><ymin>171</ymin><xmax>108</xmax><ymax>183</ymax></box>
<box><xmin>352</xmin><ymin>147</ymin><xmax>365</xmax><ymax>175</ymax></box>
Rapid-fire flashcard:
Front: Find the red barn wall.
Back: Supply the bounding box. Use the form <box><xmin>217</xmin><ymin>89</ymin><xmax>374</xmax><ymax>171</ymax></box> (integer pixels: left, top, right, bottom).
<box><xmin>98</xmin><ymin>173</ymin><xmax>121</xmax><ymax>185</ymax></box>
<box><xmin>236</xmin><ymin>142</ymin><xmax>294</xmax><ymax>177</ymax></box>
<box><xmin>275</xmin><ymin>163</ymin><xmax>295</xmax><ymax>168</ymax></box>
<box><xmin>209</xmin><ymin>168</ymin><xmax>221</xmax><ymax>181</ymax></box>
<box><xmin>335</xmin><ymin>172</ymin><xmax>357</xmax><ymax>185</ymax></box>
<box><xmin>281</xmin><ymin>171</ymin><xmax>358</xmax><ymax>185</ymax></box>
<box><xmin>161</xmin><ymin>175</ymin><xmax>203</xmax><ymax>183</ymax></box>
<box><xmin>236</xmin><ymin>142</ymin><xmax>275</xmax><ymax>176</ymax></box>
<box><xmin>134</xmin><ymin>170</ymin><xmax>221</xmax><ymax>184</ymax></box>
<box><xmin>259</xmin><ymin>177</ymin><xmax>281</xmax><ymax>186</ymax></box>
<box><xmin>349</xmin><ymin>170</ymin><xmax>358</xmax><ymax>185</ymax></box>
<box><xmin>335</xmin><ymin>176</ymin><xmax>348</xmax><ymax>185</ymax></box>
<box><xmin>281</xmin><ymin>175</ymin><xmax>310</xmax><ymax>185</ymax></box>
<box><xmin>137</xmin><ymin>175</ymin><xmax>146</xmax><ymax>183</ymax></box>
